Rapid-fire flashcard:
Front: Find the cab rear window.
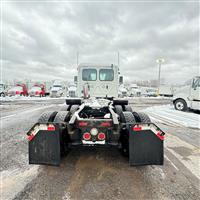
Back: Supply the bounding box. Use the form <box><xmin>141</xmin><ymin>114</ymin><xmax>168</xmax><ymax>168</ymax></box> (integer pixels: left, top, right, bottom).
<box><xmin>82</xmin><ymin>69</ymin><xmax>97</xmax><ymax>81</ymax></box>
<box><xmin>99</xmin><ymin>69</ymin><xmax>114</xmax><ymax>81</ymax></box>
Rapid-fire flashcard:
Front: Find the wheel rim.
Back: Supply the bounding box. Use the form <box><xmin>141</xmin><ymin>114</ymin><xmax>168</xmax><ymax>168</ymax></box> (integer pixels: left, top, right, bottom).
<box><xmin>176</xmin><ymin>102</ymin><xmax>184</xmax><ymax>110</ymax></box>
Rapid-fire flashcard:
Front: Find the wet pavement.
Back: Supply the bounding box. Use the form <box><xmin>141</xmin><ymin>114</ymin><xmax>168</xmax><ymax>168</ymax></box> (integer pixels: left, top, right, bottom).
<box><xmin>0</xmin><ymin>98</ymin><xmax>199</xmax><ymax>200</ymax></box>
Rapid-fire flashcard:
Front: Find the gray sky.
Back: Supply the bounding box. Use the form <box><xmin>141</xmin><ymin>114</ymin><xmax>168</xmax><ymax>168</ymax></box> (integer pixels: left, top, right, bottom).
<box><xmin>1</xmin><ymin>1</ymin><xmax>199</xmax><ymax>84</ymax></box>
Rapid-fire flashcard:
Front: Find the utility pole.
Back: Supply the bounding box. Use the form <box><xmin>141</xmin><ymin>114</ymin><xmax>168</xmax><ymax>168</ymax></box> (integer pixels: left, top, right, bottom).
<box><xmin>156</xmin><ymin>58</ymin><xmax>165</xmax><ymax>94</ymax></box>
<box><xmin>77</xmin><ymin>52</ymin><xmax>79</xmax><ymax>67</ymax></box>
<box><xmin>117</xmin><ymin>52</ymin><xmax>120</xmax><ymax>67</ymax></box>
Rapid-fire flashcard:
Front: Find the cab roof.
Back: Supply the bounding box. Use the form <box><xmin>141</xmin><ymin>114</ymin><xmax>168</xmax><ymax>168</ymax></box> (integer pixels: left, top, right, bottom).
<box><xmin>78</xmin><ymin>63</ymin><xmax>118</xmax><ymax>69</ymax></box>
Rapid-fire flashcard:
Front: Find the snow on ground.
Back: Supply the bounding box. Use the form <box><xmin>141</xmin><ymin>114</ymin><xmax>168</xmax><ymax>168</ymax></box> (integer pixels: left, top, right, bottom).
<box><xmin>143</xmin><ymin>104</ymin><xmax>200</xmax><ymax>129</ymax></box>
<box><xmin>0</xmin><ymin>96</ymin><xmax>172</xmax><ymax>102</ymax></box>
<box><xmin>0</xmin><ymin>96</ymin><xmax>67</xmax><ymax>102</ymax></box>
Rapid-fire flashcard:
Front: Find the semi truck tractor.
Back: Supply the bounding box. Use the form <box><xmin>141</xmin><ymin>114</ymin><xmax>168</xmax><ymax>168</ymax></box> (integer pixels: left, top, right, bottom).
<box><xmin>29</xmin><ymin>83</ymin><xmax>45</xmax><ymax>97</ymax></box>
<box><xmin>0</xmin><ymin>82</ymin><xmax>7</xmax><ymax>97</ymax></box>
<box><xmin>50</xmin><ymin>81</ymin><xmax>64</xmax><ymax>98</ymax></box>
<box><xmin>173</xmin><ymin>76</ymin><xmax>200</xmax><ymax>111</ymax></box>
<box><xmin>8</xmin><ymin>83</ymin><xmax>28</xmax><ymax>96</ymax></box>
<box><xmin>128</xmin><ymin>84</ymin><xmax>141</xmax><ymax>97</ymax></box>
<box><xmin>27</xmin><ymin>63</ymin><xmax>165</xmax><ymax>166</ymax></box>
<box><xmin>67</xmin><ymin>83</ymin><xmax>77</xmax><ymax>97</ymax></box>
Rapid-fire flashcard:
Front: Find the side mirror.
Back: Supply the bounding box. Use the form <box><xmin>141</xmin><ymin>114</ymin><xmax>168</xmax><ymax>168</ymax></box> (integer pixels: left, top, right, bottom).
<box><xmin>119</xmin><ymin>76</ymin><xmax>123</xmax><ymax>85</ymax></box>
<box><xmin>74</xmin><ymin>76</ymin><xmax>78</xmax><ymax>84</ymax></box>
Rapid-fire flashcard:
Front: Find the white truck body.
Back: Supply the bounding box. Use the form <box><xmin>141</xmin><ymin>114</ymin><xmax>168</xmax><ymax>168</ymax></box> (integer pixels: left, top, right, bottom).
<box><xmin>173</xmin><ymin>76</ymin><xmax>200</xmax><ymax>111</ymax></box>
<box><xmin>50</xmin><ymin>81</ymin><xmax>64</xmax><ymax>98</ymax></box>
<box><xmin>67</xmin><ymin>83</ymin><xmax>77</xmax><ymax>97</ymax></box>
<box><xmin>118</xmin><ymin>84</ymin><xmax>128</xmax><ymax>98</ymax></box>
<box><xmin>141</xmin><ymin>87</ymin><xmax>158</xmax><ymax>97</ymax></box>
<box><xmin>77</xmin><ymin>63</ymin><xmax>119</xmax><ymax>98</ymax></box>
<box><xmin>128</xmin><ymin>84</ymin><xmax>141</xmax><ymax>97</ymax></box>
<box><xmin>159</xmin><ymin>85</ymin><xmax>173</xmax><ymax>97</ymax></box>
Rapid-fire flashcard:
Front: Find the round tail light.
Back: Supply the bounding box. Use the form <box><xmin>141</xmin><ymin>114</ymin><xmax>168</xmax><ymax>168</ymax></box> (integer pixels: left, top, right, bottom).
<box><xmin>98</xmin><ymin>133</ymin><xmax>106</xmax><ymax>140</ymax></box>
<box><xmin>83</xmin><ymin>132</ymin><xmax>91</xmax><ymax>140</ymax></box>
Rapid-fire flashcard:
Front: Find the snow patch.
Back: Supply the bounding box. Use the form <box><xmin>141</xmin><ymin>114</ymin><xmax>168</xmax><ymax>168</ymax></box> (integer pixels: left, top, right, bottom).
<box><xmin>143</xmin><ymin>104</ymin><xmax>200</xmax><ymax>129</ymax></box>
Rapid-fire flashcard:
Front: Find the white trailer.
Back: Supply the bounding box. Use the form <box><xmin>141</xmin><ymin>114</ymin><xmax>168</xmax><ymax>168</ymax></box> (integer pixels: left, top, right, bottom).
<box><xmin>159</xmin><ymin>85</ymin><xmax>173</xmax><ymax>97</ymax></box>
<box><xmin>173</xmin><ymin>76</ymin><xmax>200</xmax><ymax>111</ymax></box>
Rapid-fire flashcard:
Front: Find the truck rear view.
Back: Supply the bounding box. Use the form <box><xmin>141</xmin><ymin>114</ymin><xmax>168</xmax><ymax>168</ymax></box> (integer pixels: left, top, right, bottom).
<box><xmin>27</xmin><ymin>64</ymin><xmax>165</xmax><ymax>166</ymax></box>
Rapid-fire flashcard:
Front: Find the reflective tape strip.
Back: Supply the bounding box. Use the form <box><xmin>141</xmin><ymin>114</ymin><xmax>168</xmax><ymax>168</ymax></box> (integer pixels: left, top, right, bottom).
<box><xmin>132</xmin><ymin>124</ymin><xmax>165</xmax><ymax>140</ymax></box>
<box><xmin>27</xmin><ymin>124</ymin><xmax>49</xmax><ymax>141</ymax></box>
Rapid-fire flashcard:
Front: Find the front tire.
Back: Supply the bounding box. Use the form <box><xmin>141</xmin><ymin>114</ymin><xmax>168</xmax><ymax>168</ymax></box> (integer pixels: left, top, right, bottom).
<box><xmin>174</xmin><ymin>99</ymin><xmax>187</xmax><ymax>111</ymax></box>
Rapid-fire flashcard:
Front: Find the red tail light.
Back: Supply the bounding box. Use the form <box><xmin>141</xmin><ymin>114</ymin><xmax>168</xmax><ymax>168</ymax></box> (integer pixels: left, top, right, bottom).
<box><xmin>16</xmin><ymin>91</ymin><xmax>20</xmax><ymax>94</ymax></box>
<box><xmin>98</xmin><ymin>132</ymin><xmax>106</xmax><ymax>140</ymax></box>
<box><xmin>27</xmin><ymin>134</ymin><xmax>34</xmax><ymax>141</ymax></box>
<box><xmin>36</xmin><ymin>91</ymin><xmax>39</xmax><ymax>95</ymax></box>
<box><xmin>47</xmin><ymin>124</ymin><xmax>55</xmax><ymax>131</ymax></box>
<box><xmin>133</xmin><ymin>125</ymin><xmax>142</xmax><ymax>131</ymax></box>
<box><xmin>100</xmin><ymin>122</ymin><xmax>111</xmax><ymax>127</ymax></box>
<box><xmin>156</xmin><ymin>132</ymin><xmax>164</xmax><ymax>140</ymax></box>
<box><xmin>83</xmin><ymin>132</ymin><xmax>91</xmax><ymax>140</ymax></box>
<box><xmin>79</xmin><ymin>121</ymin><xmax>88</xmax><ymax>127</ymax></box>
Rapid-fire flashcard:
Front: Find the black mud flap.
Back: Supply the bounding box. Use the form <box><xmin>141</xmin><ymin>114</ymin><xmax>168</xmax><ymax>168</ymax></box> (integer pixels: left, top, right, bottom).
<box><xmin>129</xmin><ymin>123</ymin><xmax>164</xmax><ymax>166</ymax></box>
<box><xmin>27</xmin><ymin>123</ymin><xmax>61</xmax><ymax>166</ymax></box>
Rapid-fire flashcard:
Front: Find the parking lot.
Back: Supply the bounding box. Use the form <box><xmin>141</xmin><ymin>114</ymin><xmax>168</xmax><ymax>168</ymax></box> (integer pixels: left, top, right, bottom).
<box><xmin>0</xmin><ymin>97</ymin><xmax>200</xmax><ymax>200</ymax></box>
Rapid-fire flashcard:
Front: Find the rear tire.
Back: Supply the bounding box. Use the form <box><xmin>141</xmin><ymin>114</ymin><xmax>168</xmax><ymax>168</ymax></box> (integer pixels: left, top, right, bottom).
<box><xmin>121</xmin><ymin>111</ymin><xmax>136</xmax><ymax>124</ymax></box>
<box><xmin>54</xmin><ymin>111</ymin><xmax>69</xmax><ymax>123</ymax></box>
<box><xmin>38</xmin><ymin>111</ymin><xmax>58</xmax><ymax>123</ymax></box>
<box><xmin>137</xmin><ymin>112</ymin><xmax>151</xmax><ymax>123</ymax></box>
<box><xmin>115</xmin><ymin>105</ymin><xmax>123</xmax><ymax>121</ymax></box>
<box><xmin>70</xmin><ymin>105</ymin><xmax>79</xmax><ymax>115</ymax></box>
<box><xmin>120</xmin><ymin>111</ymin><xmax>136</xmax><ymax>156</ymax></box>
<box><xmin>174</xmin><ymin>99</ymin><xmax>187</xmax><ymax>111</ymax></box>
<box><xmin>54</xmin><ymin>111</ymin><xmax>70</xmax><ymax>156</ymax></box>
<box><xmin>60</xmin><ymin>105</ymin><xmax>69</xmax><ymax>111</ymax></box>
<box><xmin>124</xmin><ymin>105</ymin><xmax>133</xmax><ymax>112</ymax></box>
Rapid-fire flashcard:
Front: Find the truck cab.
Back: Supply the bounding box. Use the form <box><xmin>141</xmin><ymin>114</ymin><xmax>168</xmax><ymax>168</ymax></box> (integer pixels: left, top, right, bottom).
<box><xmin>0</xmin><ymin>83</ymin><xmax>6</xmax><ymax>97</ymax></box>
<box><xmin>8</xmin><ymin>83</ymin><xmax>28</xmax><ymax>96</ymax></box>
<box><xmin>77</xmin><ymin>63</ymin><xmax>119</xmax><ymax>98</ymax></box>
<box><xmin>173</xmin><ymin>76</ymin><xmax>200</xmax><ymax>111</ymax></box>
<box><xmin>50</xmin><ymin>81</ymin><xmax>64</xmax><ymax>98</ymax></box>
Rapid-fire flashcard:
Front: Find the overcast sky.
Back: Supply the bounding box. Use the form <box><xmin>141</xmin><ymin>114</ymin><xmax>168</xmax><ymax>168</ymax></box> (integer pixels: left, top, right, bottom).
<box><xmin>1</xmin><ymin>1</ymin><xmax>199</xmax><ymax>84</ymax></box>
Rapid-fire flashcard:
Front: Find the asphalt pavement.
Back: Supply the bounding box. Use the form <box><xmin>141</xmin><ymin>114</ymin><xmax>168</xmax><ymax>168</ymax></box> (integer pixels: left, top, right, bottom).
<box><xmin>0</xmin><ymin>98</ymin><xmax>199</xmax><ymax>200</ymax></box>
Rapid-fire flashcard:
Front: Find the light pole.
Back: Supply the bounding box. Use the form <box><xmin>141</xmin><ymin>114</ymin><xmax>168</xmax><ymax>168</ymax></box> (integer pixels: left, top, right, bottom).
<box><xmin>156</xmin><ymin>58</ymin><xmax>165</xmax><ymax>93</ymax></box>
<box><xmin>118</xmin><ymin>52</ymin><xmax>120</xmax><ymax>67</ymax></box>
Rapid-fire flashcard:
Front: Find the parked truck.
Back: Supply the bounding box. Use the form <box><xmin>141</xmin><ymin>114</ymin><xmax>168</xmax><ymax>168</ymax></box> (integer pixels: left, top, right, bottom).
<box><xmin>50</xmin><ymin>81</ymin><xmax>64</xmax><ymax>98</ymax></box>
<box><xmin>29</xmin><ymin>83</ymin><xmax>45</xmax><ymax>97</ymax></box>
<box><xmin>128</xmin><ymin>84</ymin><xmax>141</xmax><ymax>97</ymax></box>
<box><xmin>159</xmin><ymin>85</ymin><xmax>173</xmax><ymax>97</ymax></box>
<box><xmin>27</xmin><ymin>63</ymin><xmax>165</xmax><ymax>166</ymax></box>
<box><xmin>67</xmin><ymin>83</ymin><xmax>77</xmax><ymax>97</ymax></box>
<box><xmin>7</xmin><ymin>83</ymin><xmax>28</xmax><ymax>96</ymax></box>
<box><xmin>173</xmin><ymin>76</ymin><xmax>200</xmax><ymax>111</ymax></box>
<box><xmin>0</xmin><ymin>82</ymin><xmax>7</xmax><ymax>97</ymax></box>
